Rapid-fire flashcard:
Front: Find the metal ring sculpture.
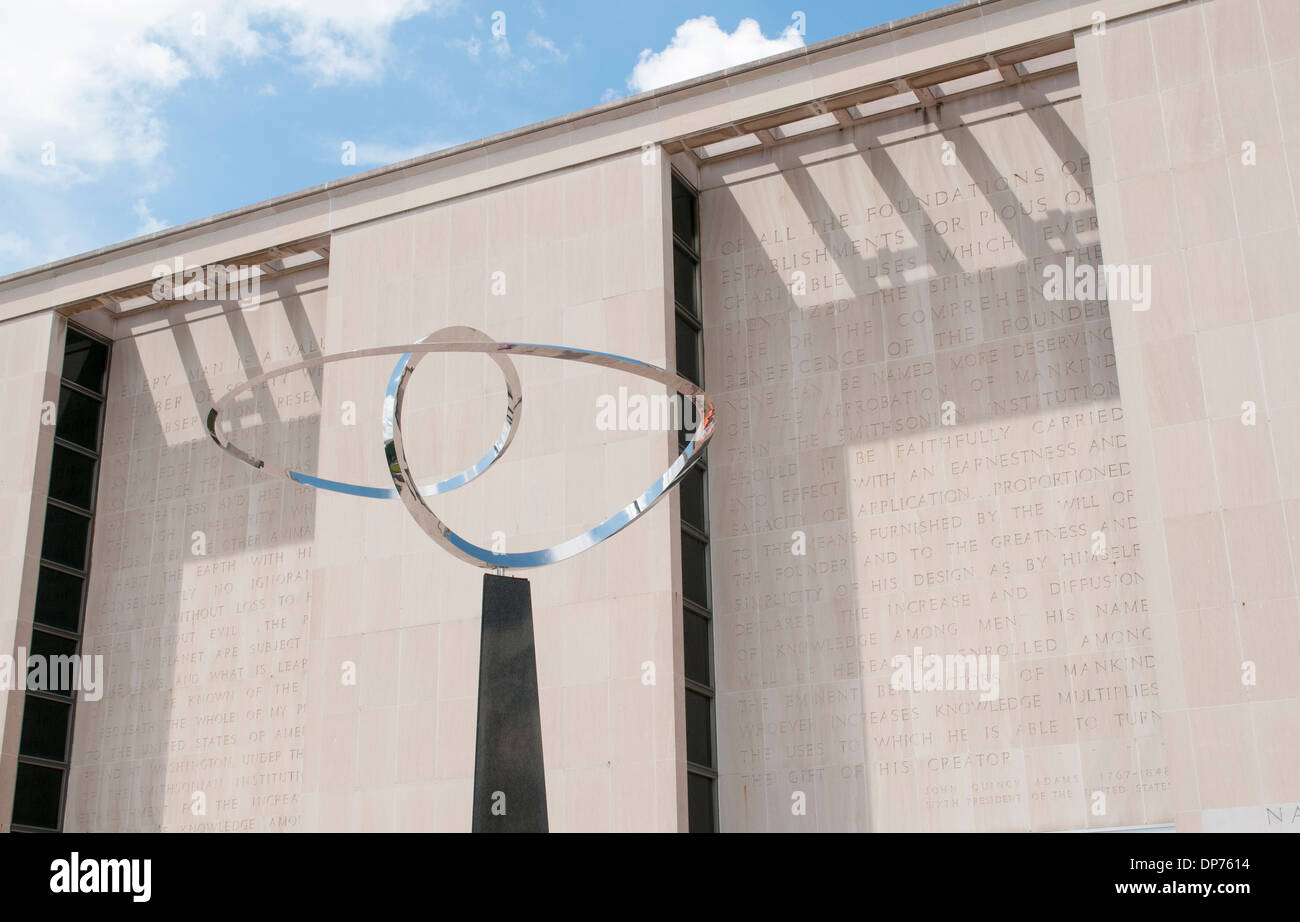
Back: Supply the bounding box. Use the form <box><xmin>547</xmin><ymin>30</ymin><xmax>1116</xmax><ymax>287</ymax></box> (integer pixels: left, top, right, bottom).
<box><xmin>206</xmin><ymin>326</ymin><xmax>714</xmax><ymax>570</ymax></box>
<box><xmin>207</xmin><ymin>326</ymin><xmax>521</xmax><ymax>499</ymax></box>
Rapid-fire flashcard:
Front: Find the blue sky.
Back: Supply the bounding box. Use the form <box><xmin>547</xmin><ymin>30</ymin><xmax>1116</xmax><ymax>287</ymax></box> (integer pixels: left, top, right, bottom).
<box><xmin>0</xmin><ymin>0</ymin><xmax>937</xmax><ymax>277</ymax></box>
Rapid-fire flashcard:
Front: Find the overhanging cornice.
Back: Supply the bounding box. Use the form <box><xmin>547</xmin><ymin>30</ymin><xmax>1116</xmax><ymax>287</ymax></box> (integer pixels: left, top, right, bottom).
<box><xmin>0</xmin><ymin>0</ymin><xmax>1186</xmax><ymax>322</ymax></box>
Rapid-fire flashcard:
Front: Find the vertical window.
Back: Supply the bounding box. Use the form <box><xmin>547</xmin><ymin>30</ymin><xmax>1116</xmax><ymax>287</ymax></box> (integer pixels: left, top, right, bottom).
<box><xmin>671</xmin><ymin>173</ymin><xmax>718</xmax><ymax>832</ymax></box>
<box><xmin>11</xmin><ymin>324</ymin><xmax>109</xmax><ymax>832</ymax></box>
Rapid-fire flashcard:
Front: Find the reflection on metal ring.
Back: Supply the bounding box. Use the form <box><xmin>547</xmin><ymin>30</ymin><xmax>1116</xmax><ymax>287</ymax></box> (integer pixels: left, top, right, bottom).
<box><xmin>384</xmin><ymin>340</ymin><xmax>714</xmax><ymax>569</ymax></box>
<box><xmin>206</xmin><ymin>326</ymin><xmax>523</xmax><ymax>499</ymax></box>
<box><xmin>205</xmin><ymin>329</ymin><xmax>714</xmax><ymax>571</ymax></box>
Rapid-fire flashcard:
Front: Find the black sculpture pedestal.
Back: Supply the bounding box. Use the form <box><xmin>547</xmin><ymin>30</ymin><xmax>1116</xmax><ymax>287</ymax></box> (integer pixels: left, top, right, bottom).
<box><xmin>472</xmin><ymin>573</ymin><xmax>548</xmax><ymax>832</ymax></box>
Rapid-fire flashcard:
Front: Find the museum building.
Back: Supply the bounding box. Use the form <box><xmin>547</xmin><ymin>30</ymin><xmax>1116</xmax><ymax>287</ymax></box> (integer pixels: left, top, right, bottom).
<box><xmin>1</xmin><ymin>0</ymin><xmax>1297</xmax><ymax>832</ymax></box>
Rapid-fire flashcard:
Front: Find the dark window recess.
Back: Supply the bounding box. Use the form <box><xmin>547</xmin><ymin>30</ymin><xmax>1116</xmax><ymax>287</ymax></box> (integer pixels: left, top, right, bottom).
<box><xmin>11</xmin><ymin>763</ymin><xmax>64</xmax><ymax>829</ymax></box>
<box><xmin>33</xmin><ymin>566</ymin><xmax>84</xmax><ymax>632</ymax></box>
<box><xmin>672</xmin><ymin>173</ymin><xmax>717</xmax><ymax>831</ymax></box>
<box><xmin>61</xmin><ymin>329</ymin><xmax>109</xmax><ymax>392</ymax></box>
<box><xmin>54</xmin><ymin>386</ymin><xmax>102</xmax><ymax>452</ymax></box>
<box><xmin>48</xmin><ymin>445</ymin><xmax>97</xmax><ymax>510</ymax></box>
<box><xmin>18</xmin><ymin>696</ymin><xmax>71</xmax><ymax>762</ymax></box>
<box><xmin>671</xmin><ymin>176</ymin><xmax>698</xmax><ymax>248</ymax></box>
<box><xmin>687</xmin><ymin>772</ymin><xmax>716</xmax><ymax>834</ymax></box>
<box><xmin>41</xmin><ymin>505</ymin><xmax>91</xmax><ymax>570</ymax></box>
<box><xmin>29</xmin><ymin>629</ymin><xmax>79</xmax><ymax>660</ymax></box>
<box><xmin>13</xmin><ymin>323</ymin><xmax>109</xmax><ymax>832</ymax></box>
<box><xmin>29</xmin><ymin>631</ymin><xmax>80</xmax><ymax>701</ymax></box>
<box><xmin>675</xmin><ymin>316</ymin><xmax>700</xmax><ymax>387</ymax></box>
<box><xmin>681</xmin><ymin>533</ymin><xmax>710</xmax><ymax>609</ymax></box>
<box><xmin>685</xmin><ymin>690</ymin><xmax>714</xmax><ymax>766</ymax></box>
<box><xmin>673</xmin><ymin>250</ymin><xmax>699</xmax><ymax>317</ymax></box>
<box><xmin>683</xmin><ymin>611</ymin><xmax>712</xmax><ymax>685</ymax></box>
<box><xmin>679</xmin><ymin>465</ymin><xmax>707</xmax><ymax>534</ymax></box>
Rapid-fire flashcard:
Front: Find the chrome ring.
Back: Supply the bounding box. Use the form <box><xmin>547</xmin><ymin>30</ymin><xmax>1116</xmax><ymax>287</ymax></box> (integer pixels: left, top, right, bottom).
<box><xmin>205</xmin><ymin>326</ymin><xmax>523</xmax><ymax>499</ymax></box>
<box><xmin>206</xmin><ymin>331</ymin><xmax>715</xmax><ymax>571</ymax></box>
<box><xmin>383</xmin><ymin>341</ymin><xmax>714</xmax><ymax>569</ymax></box>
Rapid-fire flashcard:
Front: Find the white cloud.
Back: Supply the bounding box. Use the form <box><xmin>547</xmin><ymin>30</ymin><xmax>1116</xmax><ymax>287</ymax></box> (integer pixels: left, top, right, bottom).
<box><xmin>452</xmin><ymin>35</ymin><xmax>483</xmax><ymax>60</ymax></box>
<box><xmin>349</xmin><ymin>139</ymin><xmax>461</xmax><ymax>167</ymax></box>
<box><xmin>527</xmin><ymin>30</ymin><xmax>566</xmax><ymax>61</ymax></box>
<box><xmin>600</xmin><ymin>88</ymin><xmax>622</xmax><ymax>103</ymax></box>
<box><xmin>452</xmin><ymin>21</ymin><xmax>569</xmax><ymax>86</ymax></box>
<box><xmin>258</xmin><ymin>83</ymin><xmax>279</xmax><ymax>95</ymax></box>
<box><xmin>133</xmin><ymin>199</ymin><xmax>168</xmax><ymax>235</ymax></box>
<box><xmin>0</xmin><ymin>0</ymin><xmax>458</xmax><ymax>181</ymax></box>
<box><xmin>628</xmin><ymin>16</ymin><xmax>804</xmax><ymax>93</ymax></box>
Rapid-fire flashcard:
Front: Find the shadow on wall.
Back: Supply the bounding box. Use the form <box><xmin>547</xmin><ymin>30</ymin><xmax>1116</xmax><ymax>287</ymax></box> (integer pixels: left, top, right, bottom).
<box><xmin>65</xmin><ymin>283</ymin><xmax>325</xmax><ymax>832</ymax></box>
<box><xmin>703</xmin><ymin>81</ymin><xmax>1162</xmax><ymax>832</ymax></box>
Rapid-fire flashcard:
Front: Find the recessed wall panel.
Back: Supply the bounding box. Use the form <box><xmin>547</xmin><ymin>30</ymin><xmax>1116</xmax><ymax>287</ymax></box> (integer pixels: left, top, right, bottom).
<box><xmin>703</xmin><ymin>79</ymin><xmax>1169</xmax><ymax>832</ymax></box>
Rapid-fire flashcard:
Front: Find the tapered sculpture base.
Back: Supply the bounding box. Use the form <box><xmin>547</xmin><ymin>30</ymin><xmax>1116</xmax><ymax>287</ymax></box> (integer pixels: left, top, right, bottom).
<box><xmin>472</xmin><ymin>573</ymin><xmax>548</xmax><ymax>832</ymax></box>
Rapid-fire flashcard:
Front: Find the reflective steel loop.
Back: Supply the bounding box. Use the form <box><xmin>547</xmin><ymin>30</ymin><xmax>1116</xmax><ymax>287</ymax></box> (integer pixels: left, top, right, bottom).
<box><xmin>206</xmin><ymin>327</ymin><xmax>714</xmax><ymax>571</ymax></box>
<box><xmin>206</xmin><ymin>326</ymin><xmax>522</xmax><ymax>500</ymax></box>
<box><xmin>385</xmin><ymin>341</ymin><xmax>714</xmax><ymax>569</ymax></box>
